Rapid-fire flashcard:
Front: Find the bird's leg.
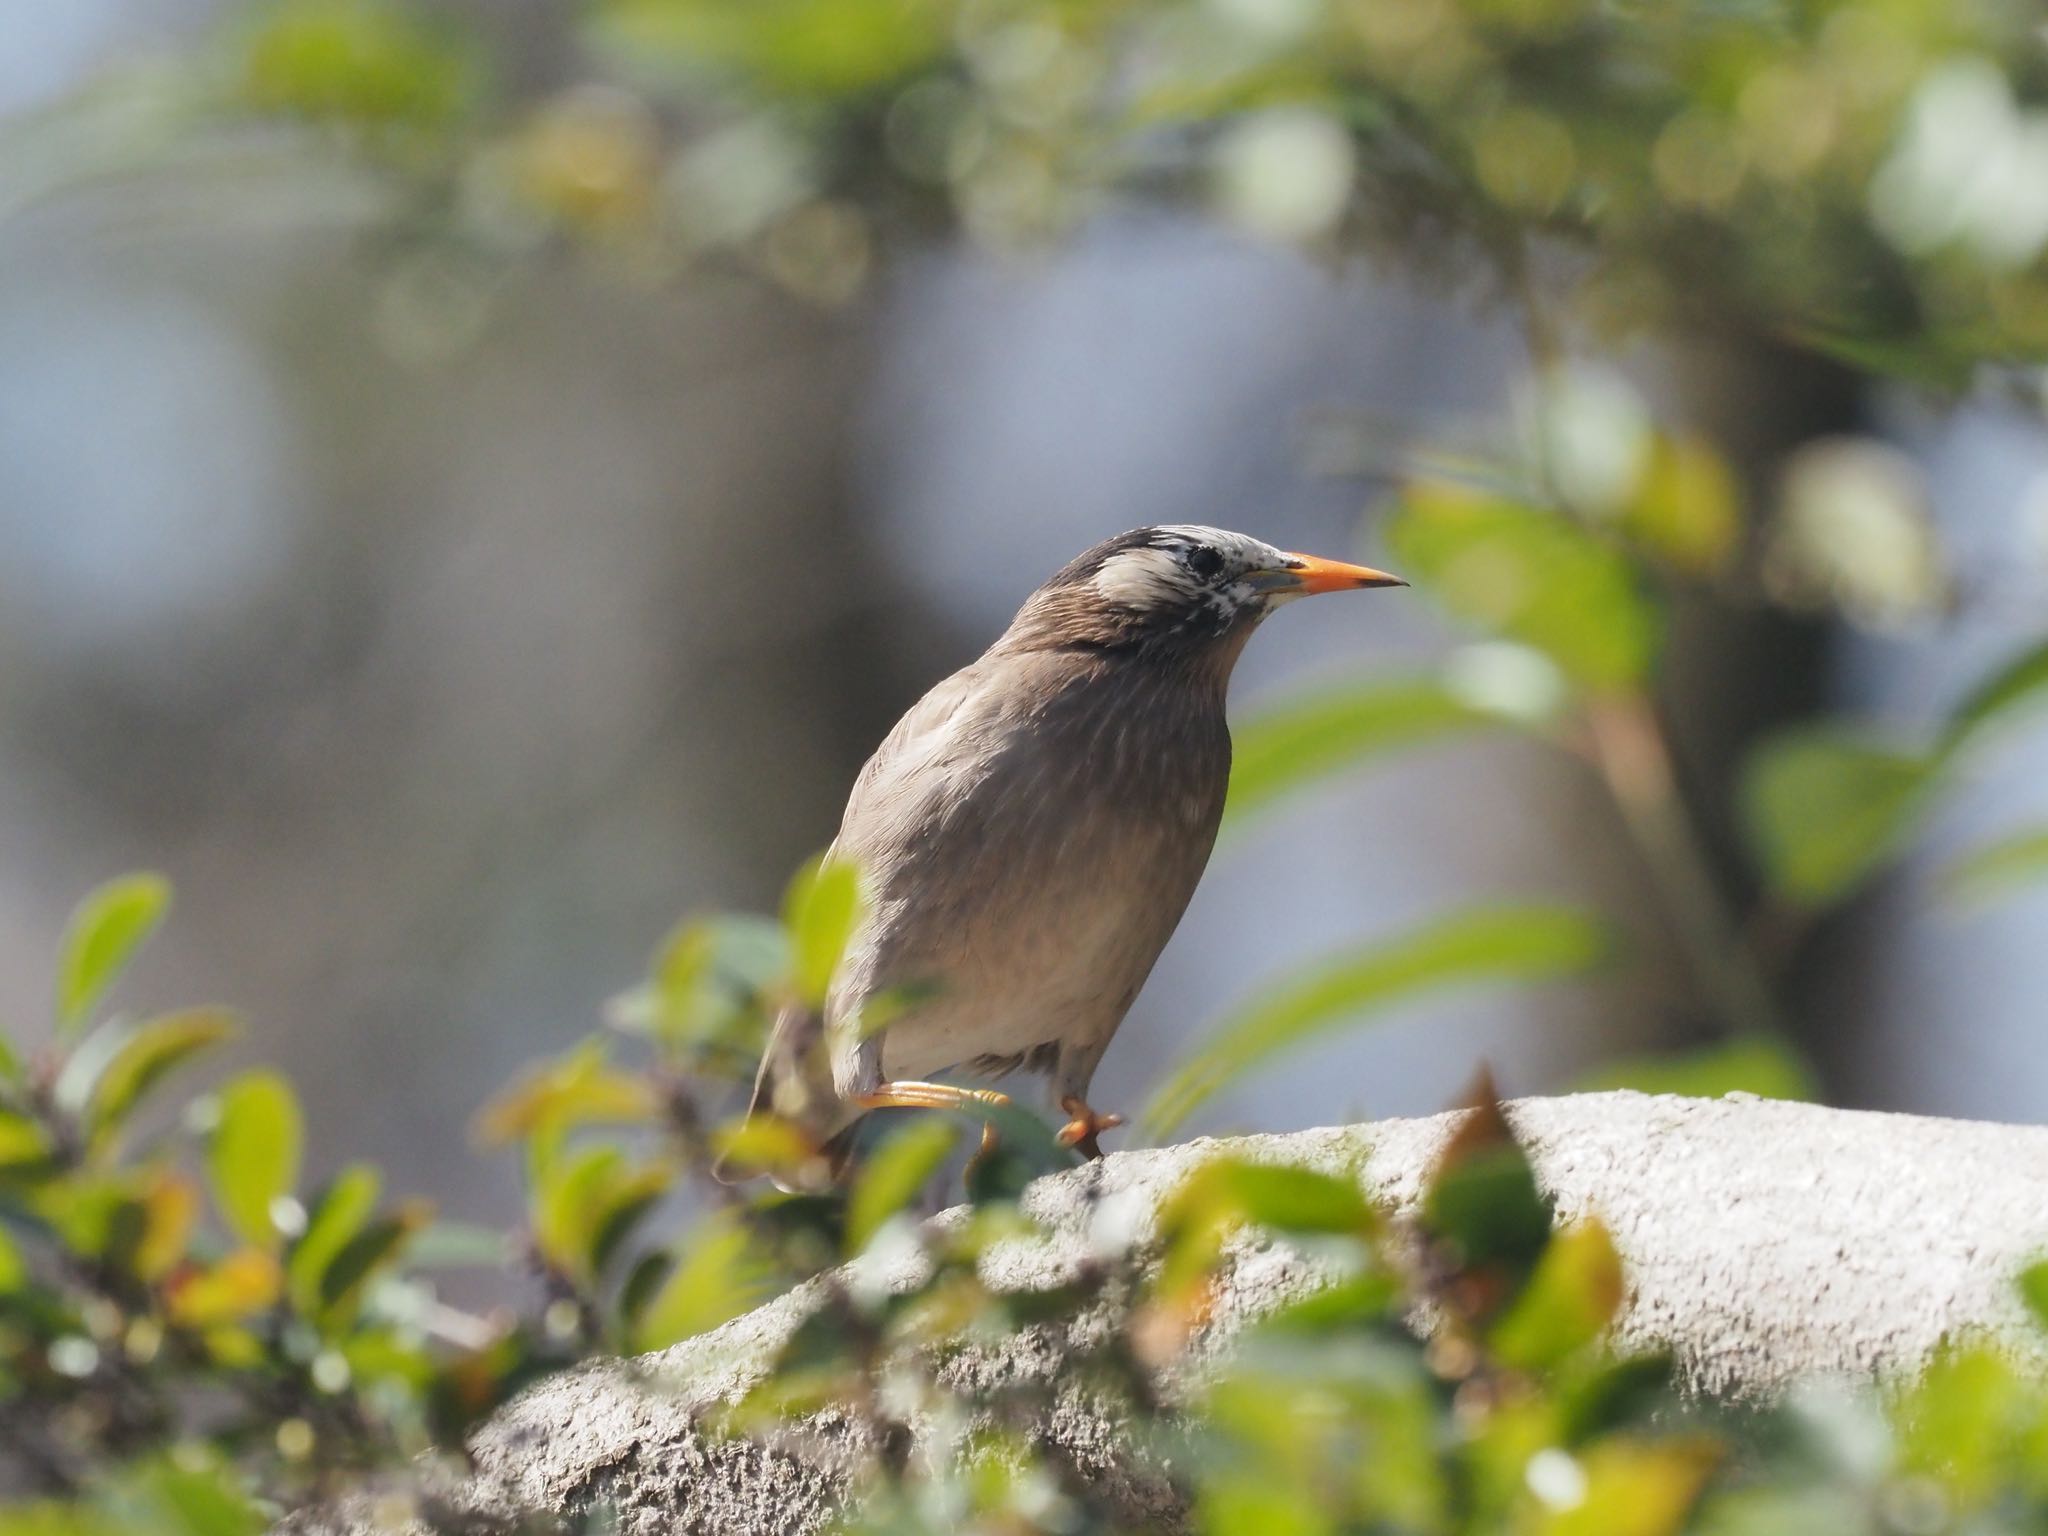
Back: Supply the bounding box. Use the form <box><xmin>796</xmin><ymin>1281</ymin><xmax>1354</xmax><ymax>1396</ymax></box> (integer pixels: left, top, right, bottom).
<box><xmin>1055</xmin><ymin>1096</ymin><xmax>1124</xmax><ymax>1160</ymax></box>
<box><xmin>854</xmin><ymin>1080</ymin><xmax>1011</xmax><ymax>1160</ymax></box>
<box><xmin>853</xmin><ymin>1080</ymin><xmax>1012</xmax><ymax>1114</ymax></box>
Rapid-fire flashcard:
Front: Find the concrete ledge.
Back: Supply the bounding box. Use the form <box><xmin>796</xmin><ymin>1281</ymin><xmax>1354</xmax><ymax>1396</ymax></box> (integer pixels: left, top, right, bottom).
<box><xmin>286</xmin><ymin>1092</ymin><xmax>2048</xmax><ymax>1534</ymax></box>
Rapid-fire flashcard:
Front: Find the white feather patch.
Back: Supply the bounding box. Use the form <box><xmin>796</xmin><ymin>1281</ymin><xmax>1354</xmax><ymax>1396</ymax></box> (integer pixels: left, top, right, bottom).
<box><xmin>1091</xmin><ymin>547</ymin><xmax>1196</xmax><ymax>608</ymax></box>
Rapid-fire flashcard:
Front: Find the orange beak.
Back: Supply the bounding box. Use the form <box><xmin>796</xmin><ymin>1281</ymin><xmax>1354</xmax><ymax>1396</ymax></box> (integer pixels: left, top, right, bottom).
<box><xmin>1265</xmin><ymin>552</ymin><xmax>1408</xmax><ymax>595</ymax></box>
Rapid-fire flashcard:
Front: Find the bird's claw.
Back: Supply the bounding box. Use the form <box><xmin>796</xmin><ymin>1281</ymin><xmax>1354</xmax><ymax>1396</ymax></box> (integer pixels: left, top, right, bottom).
<box><xmin>1056</xmin><ymin>1097</ymin><xmax>1124</xmax><ymax>1160</ymax></box>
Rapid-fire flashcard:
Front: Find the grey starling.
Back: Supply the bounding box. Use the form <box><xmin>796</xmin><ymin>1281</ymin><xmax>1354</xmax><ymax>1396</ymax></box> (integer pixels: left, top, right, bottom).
<box><xmin>718</xmin><ymin>525</ymin><xmax>1404</xmax><ymax>1183</ymax></box>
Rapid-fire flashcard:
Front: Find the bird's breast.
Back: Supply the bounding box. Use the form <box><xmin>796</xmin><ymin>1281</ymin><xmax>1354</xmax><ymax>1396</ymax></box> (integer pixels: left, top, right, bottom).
<box><xmin>832</xmin><ymin>660</ymin><xmax>1231</xmax><ymax>1079</ymax></box>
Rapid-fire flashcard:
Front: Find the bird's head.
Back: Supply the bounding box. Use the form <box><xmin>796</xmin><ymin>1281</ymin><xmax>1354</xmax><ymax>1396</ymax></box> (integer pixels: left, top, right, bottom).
<box><xmin>1004</xmin><ymin>524</ymin><xmax>1405</xmax><ymax>662</ymax></box>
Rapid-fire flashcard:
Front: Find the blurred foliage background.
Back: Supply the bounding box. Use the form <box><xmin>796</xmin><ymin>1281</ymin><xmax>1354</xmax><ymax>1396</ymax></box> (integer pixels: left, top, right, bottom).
<box><xmin>6</xmin><ymin>0</ymin><xmax>2048</xmax><ymax>1525</ymax></box>
<box><xmin>4</xmin><ymin>0</ymin><xmax>2048</xmax><ymax>1216</ymax></box>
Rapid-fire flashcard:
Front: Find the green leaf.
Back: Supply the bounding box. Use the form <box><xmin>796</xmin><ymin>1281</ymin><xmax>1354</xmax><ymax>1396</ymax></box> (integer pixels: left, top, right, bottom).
<box><xmin>1557</xmin><ymin>1353</ymin><xmax>1678</xmax><ymax>1443</ymax></box>
<box><xmin>782</xmin><ymin>853</ymin><xmax>867</xmax><ymax>1008</ymax></box>
<box><xmin>947</xmin><ymin>1096</ymin><xmax>1072</xmax><ymax>1201</ymax></box>
<box><xmin>594</xmin><ymin>0</ymin><xmax>948</xmax><ymax>99</ymax></box>
<box><xmin>1388</xmin><ymin>483</ymin><xmax>1660</xmax><ymax>692</ymax></box>
<box><xmin>711</xmin><ymin>1114</ymin><xmax>822</xmax><ymax>1185</ymax></box>
<box><xmin>1145</xmin><ymin>906</ymin><xmax>1606</xmax><ymax>1136</ymax></box>
<box><xmin>1740</xmin><ymin>727</ymin><xmax>1934</xmax><ymax>905</ymax></box>
<box><xmin>1167</xmin><ymin>1158</ymin><xmax>1377</xmax><ymax>1239</ymax></box>
<box><xmin>0</xmin><ymin>1110</ymin><xmax>50</xmax><ymax>1170</ymax></box>
<box><xmin>0</xmin><ymin>1503</ymin><xmax>119</xmax><ymax>1536</ymax></box>
<box><xmin>287</xmin><ymin>1164</ymin><xmax>381</xmax><ymax>1316</ymax></box>
<box><xmin>166</xmin><ymin>1248</ymin><xmax>284</xmax><ymax>1329</ymax></box>
<box><xmin>1741</xmin><ymin>642</ymin><xmax>2048</xmax><ymax>913</ymax></box>
<box><xmin>1253</xmin><ymin>1273</ymin><xmax>1401</xmax><ymax>1334</ymax></box>
<box><xmin>634</xmin><ymin>1210</ymin><xmax>775</xmax><ymax>1352</ymax></box>
<box><xmin>1422</xmin><ymin>1091</ymin><xmax>1553</xmax><ymax>1284</ymax></box>
<box><xmin>634</xmin><ymin>913</ymin><xmax>788</xmax><ymax>1054</ymax></box>
<box><xmin>30</xmin><ymin>1173</ymin><xmax>140</xmax><ymax>1259</ymax></box>
<box><xmin>0</xmin><ymin>1225</ymin><xmax>26</xmax><ymax>1293</ymax></box>
<box><xmin>1895</xmin><ymin>1343</ymin><xmax>2024</xmax><ymax>1509</ymax></box>
<box><xmin>761</xmin><ymin>1289</ymin><xmax>865</xmax><ymax>1379</ymax></box>
<box><xmin>1942</xmin><ymin>826</ymin><xmax>2048</xmax><ymax>907</ymax></box>
<box><xmin>1576</xmin><ymin>1034</ymin><xmax>1817</xmax><ymax>1101</ymax></box>
<box><xmin>531</xmin><ymin>1144</ymin><xmax>623</xmax><ymax>1285</ymax></box>
<box><xmin>99</xmin><ymin>1456</ymin><xmax>266</xmax><ymax>1536</ymax></box>
<box><xmin>2016</xmin><ymin>1259</ymin><xmax>2048</xmax><ymax>1333</ymax></box>
<box><xmin>532</xmin><ymin>1145</ymin><xmax>670</xmax><ymax>1289</ymax></box>
<box><xmin>208</xmin><ymin>1071</ymin><xmax>303</xmax><ymax>1252</ymax></box>
<box><xmin>1621</xmin><ymin>433</ymin><xmax>1741</xmax><ymax>577</ymax></box>
<box><xmin>404</xmin><ymin>1219</ymin><xmax>511</xmax><ymax>1271</ymax></box>
<box><xmin>56</xmin><ymin>873</ymin><xmax>171</xmax><ymax>1036</ymax></box>
<box><xmin>1155</xmin><ymin>1156</ymin><xmax>1380</xmax><ymax>1304</ymax></box>
<box><xmin>845</xmin><ymin>1117</ymin><xmax>957</xmax><ymax>1256</ymax></box>
<box><xmin>1223</xmin><ymin>679</ymin><xmax>1490</xmax><ymax>828</ymax></box>
<box><xmin>620</xmin><ymin>1249</ymin><xmax>673</xmax><ymax>1336</ymax></box>
<box><xmin>1490</xmin><ymin>1219</ymin><xmax>1624</xmax><ymax>1371</ymax></box>
<box><xmin>1196</xmin><ymin>1475</ymin><xmax>1332</xmax><ymax>1536</ymax></box>
<box><xmin>240</xmin><ymin>0</ymin><xmax>481</xmax><ymax>129</ymax></box>
<box><xmin>1788</xmin><ymin>324</ymin><xmax>1978</xmax><ymax>392</ymax></box>
<box><xmin>85</xmin><ymin>1010</ymin><xmax>241</xmax><ymax>1141</ymax></box>
<box><xmin>318</xmin><ymin>1201</ymin><xmax>431</xmax><ymax>1312</ymax></box>
<box><xmin>134</xmin><ymin>1172</ymin><xmax>202</xmax><ymax>1283</ymax></box>
<box><xmin>591</xmin><ymin>1165</ymin><xmax>673</xmax><ymax>1277</ymax></box>
<box><xmin>1944</xmin><ymin>637</ymin><xmax>2048</xmax><ymax>754</ymax></box>
<box><xmin>472</xmin><ymin>1040</ymin><xmax>656</xmax><ymax>1181</ymax></box>
<box><xmin>1535</xmin><ymin>1440</ymin><xmax>1718</xmax><ymax>1536</ymax></box>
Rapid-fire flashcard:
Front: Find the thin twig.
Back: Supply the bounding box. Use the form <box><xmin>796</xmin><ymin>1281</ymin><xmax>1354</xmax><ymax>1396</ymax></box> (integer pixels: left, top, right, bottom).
<box><xmin>1506</xmin><ymin>246</ymin><xmax>1787</xmax><ymax>1041</ymax></box>
<box><xmin>1581</xmin><ymin>698</ymin><xmax>1786</xmax><ymax>1039</ymax></box>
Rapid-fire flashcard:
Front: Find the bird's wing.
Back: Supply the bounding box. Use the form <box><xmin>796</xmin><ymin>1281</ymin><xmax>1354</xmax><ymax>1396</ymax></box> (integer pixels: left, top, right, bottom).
<box><xmin>815</xmin><ymin>663</ymin><xmax>1016</xmax><ymax>1085</ymax></box>
<box><xmin>828</xmin><ymin>660</ymin><xmax>1006</xmax><ymax>947</ymax></box>
<box><xmin>838</xmin><ymin>662</ymin><xmax>997</xmax><ymax>833</ymax></box>
<box><xmin>714</xmin><ymin>673</ymin><xmax>996</xmax><ymax>1185</ymax></box>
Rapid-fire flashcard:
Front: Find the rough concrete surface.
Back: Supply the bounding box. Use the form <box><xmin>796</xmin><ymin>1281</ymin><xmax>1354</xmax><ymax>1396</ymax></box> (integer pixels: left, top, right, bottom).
<box><xmin>286</xmin><ymin>1092</ymin><xmax>2048</xmax><ymax>1535</ymax></box>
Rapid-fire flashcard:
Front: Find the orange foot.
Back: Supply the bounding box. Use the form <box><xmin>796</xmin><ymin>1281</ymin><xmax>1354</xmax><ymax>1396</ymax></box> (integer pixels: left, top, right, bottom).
<box><xmin>1055</xmin><ymin>1096</ymin><xmax>1125</xmax><ymax>1160</ymax></box>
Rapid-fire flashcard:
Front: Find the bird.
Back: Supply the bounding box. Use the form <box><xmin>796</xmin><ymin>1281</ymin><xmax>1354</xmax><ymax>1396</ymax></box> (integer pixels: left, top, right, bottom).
<box><xmin>716</xmin><ymin>525</ymin><xmax>1404</xmax><ymax>1185</ymax></box>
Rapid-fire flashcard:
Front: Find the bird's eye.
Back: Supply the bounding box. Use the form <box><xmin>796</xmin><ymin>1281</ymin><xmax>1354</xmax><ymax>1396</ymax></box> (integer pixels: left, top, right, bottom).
<box><xmin>1185</xmin><ymin>546</ymin><xmax>1225</xmax><ymax>580</ymax></box>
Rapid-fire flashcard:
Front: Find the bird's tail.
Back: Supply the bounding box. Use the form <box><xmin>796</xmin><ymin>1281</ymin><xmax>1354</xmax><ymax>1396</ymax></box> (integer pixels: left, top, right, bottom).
<box><xmin>712</xmin><ymin>1106</ymin><xmax>861</xmax><ymax>1191</ymax></box>
<box><xmin>709</xmin><ymin>1051</ymin><xmax>777</xmax><ymax>1186</ymax></box>
<box><xmin>711</xmin><ymin>1004</ymin><xmax>841</xmax><ymax>1187</ymax></box>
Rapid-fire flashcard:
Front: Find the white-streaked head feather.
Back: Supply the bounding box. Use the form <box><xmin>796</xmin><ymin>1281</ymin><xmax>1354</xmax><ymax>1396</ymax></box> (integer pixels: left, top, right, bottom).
<box><xmin>1088</xmin><ymin>526</ymin><xmax>1293</xmax><ymax>620</ymax></box>
<box><xmin>1090</xmin><ymin>545</ymin><xmax>1196</xmax><ymax>607</ymax></box>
